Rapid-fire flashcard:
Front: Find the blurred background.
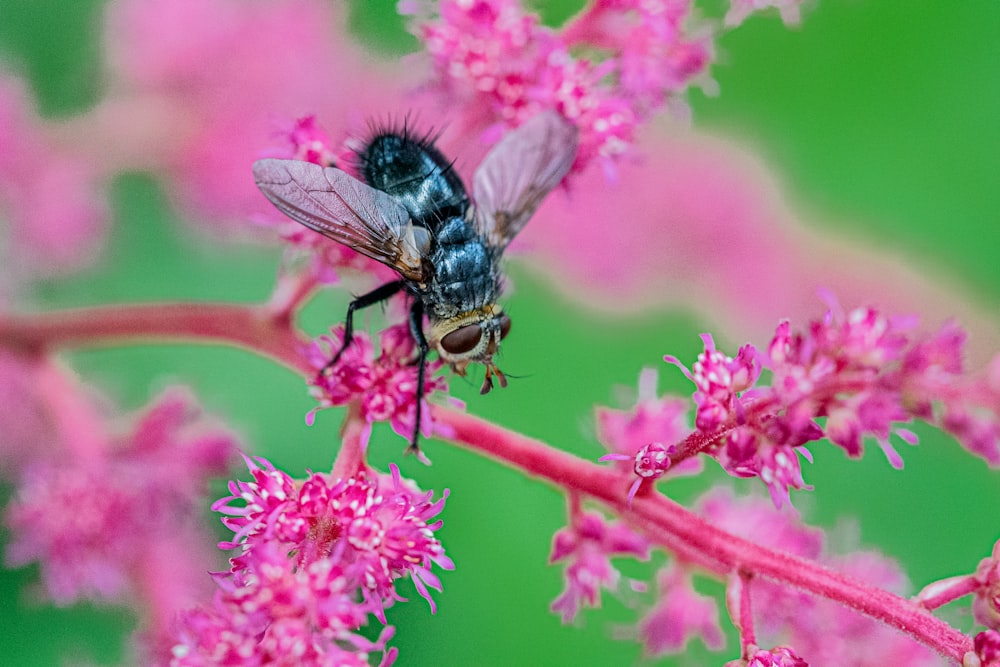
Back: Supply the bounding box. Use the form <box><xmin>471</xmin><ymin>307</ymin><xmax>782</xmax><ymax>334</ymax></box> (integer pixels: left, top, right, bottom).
<box><xmin>1</xmin><ymin>0</ymin><xmax>998</xmax><ymax>664</ymax></box>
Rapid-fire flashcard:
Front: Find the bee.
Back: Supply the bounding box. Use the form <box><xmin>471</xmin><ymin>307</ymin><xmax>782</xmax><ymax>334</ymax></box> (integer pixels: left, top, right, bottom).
<box><xmin>253</xmin><ymin>111</ymin><xmax>578</xmax><ymax>452</ymax></box>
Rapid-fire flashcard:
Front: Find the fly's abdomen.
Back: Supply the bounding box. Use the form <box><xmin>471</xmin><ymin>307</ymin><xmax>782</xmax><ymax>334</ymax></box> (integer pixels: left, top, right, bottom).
<box><xmin>357</xmin><ymin>131</ymin><xmax>468</xmax><ymax>229</ymax></box>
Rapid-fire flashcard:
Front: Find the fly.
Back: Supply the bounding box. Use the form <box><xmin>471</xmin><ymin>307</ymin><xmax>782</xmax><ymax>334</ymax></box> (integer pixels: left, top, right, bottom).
<box><xmin>253</xmin><ymin>111</ymin><xmax>578</xmax><ymax>453</ymax></box>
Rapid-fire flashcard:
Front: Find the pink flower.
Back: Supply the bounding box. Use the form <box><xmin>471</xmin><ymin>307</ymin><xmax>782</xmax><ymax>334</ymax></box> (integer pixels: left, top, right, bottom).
<box><xmin>0</xmin><ymin>72</ymin><xmax>107</xmax><ymax>293</ymax></box>
<box><xmin>0</xmin><ymin>351</ymin><xmax>60</xmax><ymax>472</ymax></box>
<box><xmin>170</xmin><ymin>542</ymin><xmax>395</xmax><ymax>667</ymax></box>
<box><xmin>306</xmin><ymin>323</ymin><xmax>450</xmax><ymax>446</ymax></box>
<box><xmin>404</xmin><ymin>0</ymin><xmax>714</xmax><ymax>176</ymax></box>
<box><xmin>973</xmin><ymin>541</ymin><xmax>1000</xmax><ymax>630</ymax></box>
<box><xmin>638</xmin><ymin>565</ymin><xmax>725</xmax><ymax>655</ymax></box>
<box><xmin>214</xmin><ymin>458</ymin><xmax>453</xmax><ymax>618</ymax></box>
<box><xmin>732</xmin><ymin>645</ymin><xmax>809</xmax><ymax>667</ymax></box>
<box><xmin>666</xmin><ymin>300</ymin><xmax>1000</xmax><ymax>504</ymax></box>
<box><xmin>600</xmin><ymin>441</ymin><xmax>675</xmax><ymax>505</ymax></box>
<box><xmin>975</xmin><ymin>630</ymin><xmax>1000</xmax><ymax>667</ymax></box>
<box><xmin>665</xmin><ymin>334</ymin><xmax>759</xmax><ymax>433</ymax></box>
<box><xmin>103</xmin><ymin>0</ymin><xmax>404</xmax><ymax>226</ymax></box>
<box><xmin>596</xmin><ymin>368</ymin><xmax>690</xmax><ymax>459</ymax></box>
<box><xmin>5</xmin><ymin>389</ymin><xmax>237</xmax><ymax>606</ymax></box>
<box><xmin>262</xmin><ymin>115</ymin><xmax>337</xmax><ymax>167</ymax></box>
<box><xmin>549</xmin><ymin>511</ymin><xmax>650</xmax><ymax>622</ymax></box>
<box><xmin>595</xmin><ymin>368</ymin><xmax>702</xmax><ymax>484</ymax></box>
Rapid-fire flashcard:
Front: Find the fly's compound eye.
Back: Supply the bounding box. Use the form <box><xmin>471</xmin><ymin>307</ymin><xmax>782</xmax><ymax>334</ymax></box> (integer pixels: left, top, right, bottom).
<box><xmin>441</xmin><ymin>324</ymin><xmax>483</xmax><ymax>355</ymax></box>
<box><xmin>498</xmin><ymin>313</ymin><xmax>512</xmax><ymax>340</ymax></box>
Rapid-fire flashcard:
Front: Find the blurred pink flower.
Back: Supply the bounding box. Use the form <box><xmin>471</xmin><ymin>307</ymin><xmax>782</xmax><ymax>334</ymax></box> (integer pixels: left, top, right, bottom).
<box><xmin>0</xmin><ymin>73</ymin><xmax>107</xmax><ymax>294</ymax></box>
<box><xmin>99</xmin><ymin>0</ymin><xmax>405</xmax><ymax>228</ymax></box>
<box><xmin>731</xmin><ymin>645</ymin><xmax>809</xmax><ymax>667</ymax></box>
<box><xmin>697</xmin><ymin>488</ymin><xmax>822</xmax><ymax>559</ymax></box>
<box><xmin>595</xmin><ymin>368</ymin><xmax>702</xmax><ymax>480</ymax></box>
<box><xmin>404</xmin><ymin>0</ymin><xmax>714</xmax><ymax>176</ymax></box>
<box><xmin>517</xmin><ymin>127</ymin><xmax>1000</xmax><ymax>366</ymax></box>
<box><xmin>638</xmin><ymin>565</ymin><xmax>725</xmax><ymax>655</ymax></box>
<box><xmin>975</xmin><ymin>630</ymin><xmax>1000</xmax><ymax>667</ymax></box>
<box><xmin>596</xmin><ymin>368</ymin><xmax>690</xmax><ymax>457</ymax></box>
<box><xmin>0</xmin><ymin>351</ymin><xmax>60</xmax><ymax>472</ymax></box>
<box><xmin>170</xmin><ymin>541</ymin><xmax>396</xmax><ymax>667</ymax></box>
<box><xmin>549</xmin><ymin>511</ymin><xmax>650</xmax><ymax>622</ymax></box>
<box><xmin>4</xmin><ymin>387</ymin><xmax>237</xmax><ymax>624</ymax></box>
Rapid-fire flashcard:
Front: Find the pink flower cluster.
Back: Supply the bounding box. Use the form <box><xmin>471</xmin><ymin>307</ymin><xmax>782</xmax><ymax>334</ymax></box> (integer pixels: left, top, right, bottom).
<box><xmin>728</xmin><ymin>645</ymin><xmax>808</xmax><ymax>667</ymax></box>
<box><xmin>976</xmin><ymin>629</ymin><xmax>1000</xmax><ymax>667</ymax></box>
<box><xmin>549</xmin><ymin>510</ymin><xmax>650</xmax><ymax>622</ymax></box>
<box><xmin>170</xmin><ymin>542</ymin><xmax>395</xmax><ymax>667</ymax></box>
<box><xmin>547</xmin><ymin>487</ymin><xmax>942</xmax><ymax>663</ymax></box>
<box><xmin>639</xmin><ymin>564</ymin><xmax>725</xmax><ymax>655</ymax></box>
<box><xmin>404</xmin><ymin>0</ymin><xmax>714</xmax><ymax>176</ymax></box>
<box><xmin>660</xmin><ymin>300</ymin><xmax>1000</xmax><ymax>506</ymax></box>
<box><xmin>171</xmin><ymin>457</ymin><xmax>451</xmax><ymax>664</ymax></box>
<box><xmin>0</xmin><ymin>74</ymin><xmax>107</xmax><ymax>297</ymax></box>
<box><xmin>5</xmin><ymin>389</ymin><xmax>236</xmax><ymax>607</ymax></box>
<box><xmin>305</xmin><ymin>323</ymin><xmax>450</xmax><ymax>448</ymax></box>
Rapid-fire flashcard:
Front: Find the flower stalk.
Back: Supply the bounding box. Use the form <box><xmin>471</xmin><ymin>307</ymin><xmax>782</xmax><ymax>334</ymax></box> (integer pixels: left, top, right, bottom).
<box><xmin>0</xmin><ymin>299</ymin><xmax>979</xmax><ymax>662</ymax></box>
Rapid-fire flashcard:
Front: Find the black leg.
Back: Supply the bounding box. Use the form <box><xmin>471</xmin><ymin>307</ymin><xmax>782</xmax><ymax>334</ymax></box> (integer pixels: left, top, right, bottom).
<box><xmin>321</xmin><ymin>280</ymin><xmax>406</xmax><ymax>376</ymax></box>
<box><xmin>407</xmin><ymin>299</ymin><xmax>429</xmax><ymax>454</ymax></box>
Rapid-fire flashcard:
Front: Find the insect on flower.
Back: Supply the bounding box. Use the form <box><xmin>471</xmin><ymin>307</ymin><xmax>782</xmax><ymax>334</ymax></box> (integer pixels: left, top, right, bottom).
<box><xmin>253</xmin><ymin>112</ymin><xmax>578</xmax><ymax>452</ymax></box>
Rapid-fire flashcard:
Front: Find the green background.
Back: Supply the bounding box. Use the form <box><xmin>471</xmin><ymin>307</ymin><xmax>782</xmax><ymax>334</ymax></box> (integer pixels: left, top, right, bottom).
<box><xmin>2</xmin><ymin>1</ymin><xmax>999</xmax><ymax>665</ymax></box>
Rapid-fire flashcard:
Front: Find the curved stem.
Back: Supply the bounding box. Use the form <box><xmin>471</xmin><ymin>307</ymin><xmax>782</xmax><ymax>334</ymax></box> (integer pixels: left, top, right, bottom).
<box><xmin>333</xmin><ymin>403</ymin><xmax>369</xmax><ymax>479</ymax></box>
<box><xmin>735</xmin><ymin>570</ymin><xmax>756</xmax><ymax>658</ymax></box>
<box><xmin>433</xmin><ymin>407</ymin><xmax>973</xmax><ymax>661</ymax></box>
<box><xmin>0</xmin><ymin>303</ymin><xmax>313</xmax><ymax>376</ymax></box>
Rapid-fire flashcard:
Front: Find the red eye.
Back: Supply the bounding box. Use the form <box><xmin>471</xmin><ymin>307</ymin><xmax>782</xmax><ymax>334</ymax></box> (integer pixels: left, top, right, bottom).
<box><xmin>498</xmin><ymin>313</ymin><xmax>512</xmax><ymax>340</ymax></box>
<box><xmin>441</xmin><ymin>324</ymin><xmax>483</xmax><ymax>354</ymax></box>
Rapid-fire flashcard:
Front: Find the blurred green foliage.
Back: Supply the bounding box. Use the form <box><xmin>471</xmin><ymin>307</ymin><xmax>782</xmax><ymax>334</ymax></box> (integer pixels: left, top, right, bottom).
<box><xmin>1</xmin><ymin>1</ymin><xmax>998</xmax><ymax>665</ymax></box>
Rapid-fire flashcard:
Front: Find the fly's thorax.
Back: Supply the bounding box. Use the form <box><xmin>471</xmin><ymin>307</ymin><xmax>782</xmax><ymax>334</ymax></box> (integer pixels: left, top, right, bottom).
<box><xmin>426</xmin><ymin>221</ymin><xmax>502</xmax><ymax>316</ymax></box>
<box><xmin>430</xmin><ymin>304</ymin><xmax>512</xmax><ymax>394</ymax></box>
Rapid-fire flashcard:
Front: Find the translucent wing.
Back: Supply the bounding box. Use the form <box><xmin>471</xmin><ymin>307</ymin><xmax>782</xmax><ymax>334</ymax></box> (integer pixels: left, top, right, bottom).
<box><xmin>472</xmin><ymin>111</ymin><xmax>578</xmax><ymax>250</ymax></box>
<box><xmin>253</xmin><ymin>158</ymin><xmax>426</xmax><ymax>281</ymax></box>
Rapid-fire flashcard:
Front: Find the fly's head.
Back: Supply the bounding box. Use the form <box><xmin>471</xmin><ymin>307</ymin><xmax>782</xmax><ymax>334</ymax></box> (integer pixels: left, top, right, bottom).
<box><xmin>431</xmin><ymin>304</ymin><xmax>512</xmax><ymax>395</ymax></box>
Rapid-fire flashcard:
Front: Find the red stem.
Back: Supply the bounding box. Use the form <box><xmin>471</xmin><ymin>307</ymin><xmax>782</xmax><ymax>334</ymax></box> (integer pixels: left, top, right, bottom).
<box><xmin>0</xmin><ymin>301</ymin><xmax>976</xmax><ymax>662</ymax></box>
<box><xmin>0</xmin><ymin>303</ymin><xmax>312</xmax><ymax>376</ymax></box>
<box><xmin>738</xmin><ymin>570</ymin><xmax>756</xmax><ymax>657</ymax></box>
<box><xmin>434</xmin><ymin>407</ymin><xmax>972</xmax><ymax>660</ymax></box>
<box><xmin>333</xmin><ymin>403</ymin><xmax>369</xmax><ymax>479</ymax></box>
<box><xmin>917</xmin><ymin>574</ymin><xmax>983</xmax><ymax>612</ymax></box>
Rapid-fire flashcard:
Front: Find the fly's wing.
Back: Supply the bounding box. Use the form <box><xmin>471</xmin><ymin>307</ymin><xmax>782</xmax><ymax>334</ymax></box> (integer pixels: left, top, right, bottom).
<box><xmin>253</xmin><ymin>158</ymin><xmax>426</xmax><ymax>281</ymax></box>
<box><xmin>471</xmin><ymin>111</ymin><xmax>578</xmax><ymax>250</ymax></box>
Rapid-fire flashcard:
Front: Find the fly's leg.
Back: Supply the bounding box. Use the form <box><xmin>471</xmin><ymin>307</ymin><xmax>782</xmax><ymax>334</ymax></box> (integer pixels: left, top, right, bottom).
<box><xmin>319</xmin><ymin>280</ymin><xmax>406</xmax><ymax>378</ymax></box>
<box><xmin>406</xmin><ymin>299</ymin><xmax>429</xmax><ymax>454</ymax></box>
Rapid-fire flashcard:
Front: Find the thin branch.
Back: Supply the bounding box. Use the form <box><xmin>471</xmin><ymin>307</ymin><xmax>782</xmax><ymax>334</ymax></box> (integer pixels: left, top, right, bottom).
<box><xmin>433</xmin><ymin>407</ymin><xmax>974</xmax><ymax>661</ymax></box>
<box><xmin>0</xmin><ymin>303</ymin><xmax>312</xmax><ymax>375</ymax></box>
